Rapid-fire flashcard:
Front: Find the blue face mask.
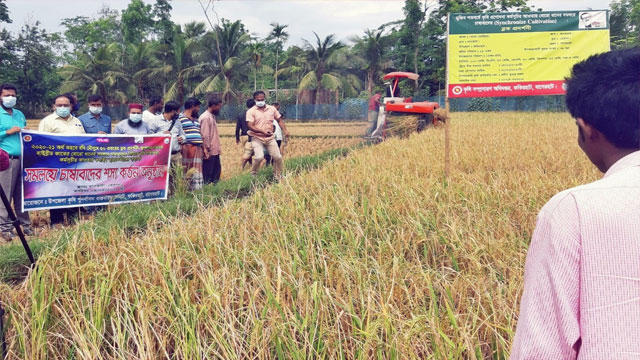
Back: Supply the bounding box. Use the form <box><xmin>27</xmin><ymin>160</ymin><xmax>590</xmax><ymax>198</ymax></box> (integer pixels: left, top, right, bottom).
<box><xmin>56</xmin><ymin>106</ymin><xmax>71</xmax><ymax>118</ymax></box>
<box><xmin>130</xmin><ymin>113</ymin><xmax>143</xmax><ymax>123</ymax></box>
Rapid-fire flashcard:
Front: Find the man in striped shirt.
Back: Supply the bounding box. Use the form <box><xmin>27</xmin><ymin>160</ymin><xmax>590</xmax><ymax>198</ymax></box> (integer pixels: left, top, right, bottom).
<box><xmin>511</xmin><ymin>48</ymin><xmax>640</xmax><ymax>358</ymax></box>
<box><xmin>180</xmin><ymin>97</ymin><xmax>204</xmax><ymax>190</ymax></box>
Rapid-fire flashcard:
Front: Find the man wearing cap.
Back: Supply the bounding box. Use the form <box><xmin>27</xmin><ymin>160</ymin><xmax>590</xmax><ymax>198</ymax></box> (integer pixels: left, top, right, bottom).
<box><xmin>78</xmin><ymin>94</ymin><xmax>111</xmax><ymax>134</ymax></box>
<box><xmin>0</xmin><ymin>83</ymin><xmax>33</xmax><ymax>241</ymax></box>
<box><xmin>114</xmin><ymin>103</ymin><xmax>151</xmax><ymax>135</ymax></box>
<box><xmin>38</xmin><ymin>94</ymin><xmax>85</xmax><ymax>227</ymax></box>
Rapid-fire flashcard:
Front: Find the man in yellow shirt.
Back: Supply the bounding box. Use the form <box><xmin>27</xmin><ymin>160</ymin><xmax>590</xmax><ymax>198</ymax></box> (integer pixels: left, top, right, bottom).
<box><xmin>38</xmin><ymin>94</ymin><xmax>86</xmax><ymax>227</ymax></box>
<box><xmin>39</xmin><ymin>94</ymin><xmax>86</xmax><ymax>134</ymax></box>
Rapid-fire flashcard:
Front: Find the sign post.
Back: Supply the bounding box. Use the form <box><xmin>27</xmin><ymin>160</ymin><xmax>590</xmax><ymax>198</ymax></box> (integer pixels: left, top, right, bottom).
<box><xmin>447</xmin><ymin>10</ymin><xmax>610</xmax><ymax>99</ymax></box>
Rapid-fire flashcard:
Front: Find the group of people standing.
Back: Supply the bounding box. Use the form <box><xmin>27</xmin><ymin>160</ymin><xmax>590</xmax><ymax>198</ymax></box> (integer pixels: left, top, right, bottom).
<box><xmin>0</xmin><ymin>84</ymin><xmax>288</xmax><ymax>241</ymax></box>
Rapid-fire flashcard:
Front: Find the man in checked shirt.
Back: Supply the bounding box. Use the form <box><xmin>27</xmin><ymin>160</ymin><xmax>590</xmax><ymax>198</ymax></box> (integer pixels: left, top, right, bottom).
<box><xmin>511</xmin><ymin>48</ymin><xmax>640</xmax><ymax>358</ymax></box>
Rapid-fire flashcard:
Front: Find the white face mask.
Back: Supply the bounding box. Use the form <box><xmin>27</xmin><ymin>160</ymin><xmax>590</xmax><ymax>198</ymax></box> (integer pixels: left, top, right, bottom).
<box><xmin>2</xmin><ymin>96</ymin><xmax>16</xmax><ymax>109</ymax></box>
<box><xmin>256</xmin><ymin>101</ymin><xmax>266</xmax><ymax>108</ymax></box>
<box><xmin>89</xmin><ymin>106</ymin><xmax>102</xmax><ymax>115</ymax></box>
<box><xmin>130</xmin><ymin>113</ymin><xmax>143</xmax><ymax>123</ymax></box>
<box><xmin>55</xmin><ymin>106</ymin><xmax>71</xmax><ymax>118</ymax></box>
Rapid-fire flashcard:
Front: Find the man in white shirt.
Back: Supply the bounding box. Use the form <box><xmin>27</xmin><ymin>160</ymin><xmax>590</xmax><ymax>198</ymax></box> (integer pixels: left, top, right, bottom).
<box><xmin>143</xmin><ymin>95</ymin><xmax>163</xmax><ymax>123</ymax></box>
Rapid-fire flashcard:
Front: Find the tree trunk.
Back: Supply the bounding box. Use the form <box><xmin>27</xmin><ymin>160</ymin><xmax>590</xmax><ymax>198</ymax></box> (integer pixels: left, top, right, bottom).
<box><xmin>367</xmin><ymin>69</ymin><xmax>375</xmax><ymax>95</ymax></box>
<box><xmin>413</xmin><ymin>0</ymin><xmax>429</xmax><ymax>92</ymax></box>
<box><xmin>295</xmin><ymin>91</ymin><xmax>299</xmax><ymax>121</ymax></box>
<box><xmin>275</xmin><ymin>48</ymin><xmax>279</xmax><ymax>101</ymax></box>
<box><xmin>178</xmin><ymin>76</ymin><xmax>184</xmax><ymax>105</ymax></box>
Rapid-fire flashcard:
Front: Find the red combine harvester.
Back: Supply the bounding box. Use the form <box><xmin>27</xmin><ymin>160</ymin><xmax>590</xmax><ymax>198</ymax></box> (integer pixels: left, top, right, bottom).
<box><xmin>369</xmin><ymin>71</ymin><xmax>441</xmax><ymax>140</ymax></box>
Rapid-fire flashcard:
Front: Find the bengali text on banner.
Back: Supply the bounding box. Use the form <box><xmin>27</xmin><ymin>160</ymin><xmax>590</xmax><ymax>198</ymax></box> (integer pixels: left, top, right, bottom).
<box><xmin>21</xmin><ymin>130</ymin><xmax>172</xmax><ymax>211</ymax></box>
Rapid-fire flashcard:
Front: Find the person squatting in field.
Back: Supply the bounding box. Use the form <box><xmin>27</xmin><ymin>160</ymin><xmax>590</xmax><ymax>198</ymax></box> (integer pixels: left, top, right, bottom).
<box><xmin>511</xmin><ymin>47</ymin><xmax>640</xmax><ymax>359</ymax></box>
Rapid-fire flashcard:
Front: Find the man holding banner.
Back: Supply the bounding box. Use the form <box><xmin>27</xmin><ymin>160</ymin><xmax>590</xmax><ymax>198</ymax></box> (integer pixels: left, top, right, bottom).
<box><xmin>0</xmin><ymin>84</ymin><xmax>32</xmax><ymax>241</ymax></box>
<box><xmin>38</xmin><ymin>94</ymin><xmax>85</xmax><ymax>226</ymax></box>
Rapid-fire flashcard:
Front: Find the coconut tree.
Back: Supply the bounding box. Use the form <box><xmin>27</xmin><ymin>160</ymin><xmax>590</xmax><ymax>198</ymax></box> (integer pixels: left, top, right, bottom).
<box><xmin>193</xmin><ymin>19</ymin><xmax>250</xmax><ymax>101</ymax></box>
<box><xmin>299</xmin><ymin>32</ymin><xmax>362</xmax><ymax>115</ymax></box>
<box><xmin>268</xmin><ymin>22</ymin><xmax>288</xmax><ymax>100</ymax></box>
<box><xmin>350</xmin><ymin>29</ymin><xmax>392</xmax><ymax>95</ymax></box>
<box><xmin>59</xmin><ymin>43</ymin><xmax>129</xmax><ymax>104</ymax></box>
<box><xmin>276</xmin><ymin>46</ymin><xmax>310</xmax><ymax>119</ymax></box>
<box><xmin>163</xmin><ymin>32</ymin><xmax>204</xmax><ymax>104</ymax></box>
<box><xmin>247</xmin><ymin>41</ymin><xmax>273</xmax><ymax>91</ymax></box>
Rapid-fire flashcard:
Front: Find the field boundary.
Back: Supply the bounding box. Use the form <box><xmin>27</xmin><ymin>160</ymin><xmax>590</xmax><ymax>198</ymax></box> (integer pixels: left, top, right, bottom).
<box><xmin>0</xmin><ymin>144</ymin><xmax>363</xmax><ymax>283</ymax></box>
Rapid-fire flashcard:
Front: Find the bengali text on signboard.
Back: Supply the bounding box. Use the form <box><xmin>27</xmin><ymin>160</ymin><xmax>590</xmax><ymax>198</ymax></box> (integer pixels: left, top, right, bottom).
<box><xmin>447</xmin><ymin>10</ymin><xmax>610</xmax><ymax>98</ymax></box>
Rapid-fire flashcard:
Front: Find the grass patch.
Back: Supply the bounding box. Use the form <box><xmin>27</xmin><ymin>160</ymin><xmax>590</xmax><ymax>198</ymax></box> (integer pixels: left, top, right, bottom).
<box><xmin>0</xmin><ymin>145</ymin><xmax>359</xmax><ymax>283</ymax></box>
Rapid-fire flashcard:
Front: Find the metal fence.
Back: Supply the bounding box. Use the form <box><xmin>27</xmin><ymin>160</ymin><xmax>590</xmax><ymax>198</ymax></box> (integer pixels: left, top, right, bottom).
<box><xmin>98</xmin><ymin>95</ymin><xmax>567</xmax><ymax>122</ymax></box>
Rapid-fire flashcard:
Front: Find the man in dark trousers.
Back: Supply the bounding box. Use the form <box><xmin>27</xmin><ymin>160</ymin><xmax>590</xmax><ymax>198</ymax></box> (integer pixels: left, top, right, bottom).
<box><xmin>236</xmin><ymin>98</ymin><xmax>255</xmax><ymax>169</ymax></box>
<box><xmin>0</xmin><ymin>83</ymin><xmax>33</xmax><ymax>241</ymax></box>
<box><xmin>200</xmin><ymin>97</ymin><xmax>223</xmax><ymax>184</ymax></box>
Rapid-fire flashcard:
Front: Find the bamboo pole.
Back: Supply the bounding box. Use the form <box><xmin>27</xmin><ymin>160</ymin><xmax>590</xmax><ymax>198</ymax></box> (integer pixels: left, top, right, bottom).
<box><xmin>445</xmin><ymin>98</ymin><xmax>451</xmax><ymax>180</ymax></box>
<box><xmin>444</xmin><ymin>13</ymin><xmax>451</xmax><ymax>181</ymax></box>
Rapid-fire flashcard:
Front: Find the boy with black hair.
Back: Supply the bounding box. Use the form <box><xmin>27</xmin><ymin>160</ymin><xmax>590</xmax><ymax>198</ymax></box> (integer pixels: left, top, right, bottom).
<box><xmin>512</xmin><ymin>48</ymin><xmax>640</xmax><ymax>358</ymax></box>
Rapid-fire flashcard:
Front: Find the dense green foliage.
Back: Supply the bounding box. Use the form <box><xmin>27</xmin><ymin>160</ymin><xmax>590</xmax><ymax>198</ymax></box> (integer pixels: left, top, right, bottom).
<box><xmin>0</xmin><ymin>0</ymin><xmax>632</xmax><ymax>115</ymax></box>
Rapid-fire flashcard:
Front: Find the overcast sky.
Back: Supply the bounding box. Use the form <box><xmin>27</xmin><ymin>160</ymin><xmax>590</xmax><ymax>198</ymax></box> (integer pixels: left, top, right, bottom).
<box><xmin>2</xmin><ymin>0</ymin><xmax>613</xmax><ymax>46</ymax></box>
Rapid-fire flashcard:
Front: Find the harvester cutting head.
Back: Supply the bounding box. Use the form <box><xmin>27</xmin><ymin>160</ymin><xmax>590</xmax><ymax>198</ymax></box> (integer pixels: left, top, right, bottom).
<box><xmin>369</xmin><ymin>72</ymin><xmax>442</xmax><ymax>139</ymax></box>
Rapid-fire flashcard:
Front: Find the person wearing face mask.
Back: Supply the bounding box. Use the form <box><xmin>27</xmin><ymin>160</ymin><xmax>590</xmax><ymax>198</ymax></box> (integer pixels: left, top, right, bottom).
<box><xmin>38</xmin><ymin>94</ymin><xmax>86</xmax><ymax>227</ymax></box>
<box><xmin>246</xmin><ymin>90</ymin><xmax>290</xmax><ymax>180</ymax></box>
<box><xmin>180</xmin><ymin>97</ymin><xmax>204</xmax><ymax>190</ymax></box>
<box><xmin>199</xmin><ymin>96</ymin><xmax>223</xmax><ymax>184</ymax></box>
<box><xmin>114</xmin><ymin>104</ymin><xmax>151</xmax><ymax>135</ymax></box>
<box><xmin>78</xmin><ymin>94</ymin><xmax>112</xmax><ymax>134</ymax></box>
<box><xmin>0</xmin><ymin>83</ymin><xmax>33</xmax><ymax>241</ymax></box>
<box><xmin>39</xmin><ymin>94</ymin><xmax>86</xmax><ymax>135</ymax></box>
<box><xmin>148</xmin><ymin>100</ymin><xmax>185</xmax><ymax>196</ymax></box>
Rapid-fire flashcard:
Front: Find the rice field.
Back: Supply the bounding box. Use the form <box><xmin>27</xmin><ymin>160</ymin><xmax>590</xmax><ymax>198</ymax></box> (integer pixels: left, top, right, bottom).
<box><xmin>3</xmin><ymin>113</ymin><xmax>599</xmax><ymax>359</ymax></box>
<box><xmin>217</xmin><ymin>122</ymin><xmax>368</xmax><ymax>138</ymax></box>
<box><xmin>25</xmin><ymin>119</ymin><xmax>365</xmax><ymax>181</ymax></box>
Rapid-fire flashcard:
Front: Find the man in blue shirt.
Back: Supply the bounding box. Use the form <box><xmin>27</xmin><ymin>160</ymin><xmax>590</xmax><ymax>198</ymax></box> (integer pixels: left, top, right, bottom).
<box><xmin>0</xmin><ymin>83</ymin><xmax>33</xmax><ymax>241</ymax></box>
<box><xmin>78</xmin><ymin>94</ymin><xmax>111</xmax><ymax>134</ymax></box>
